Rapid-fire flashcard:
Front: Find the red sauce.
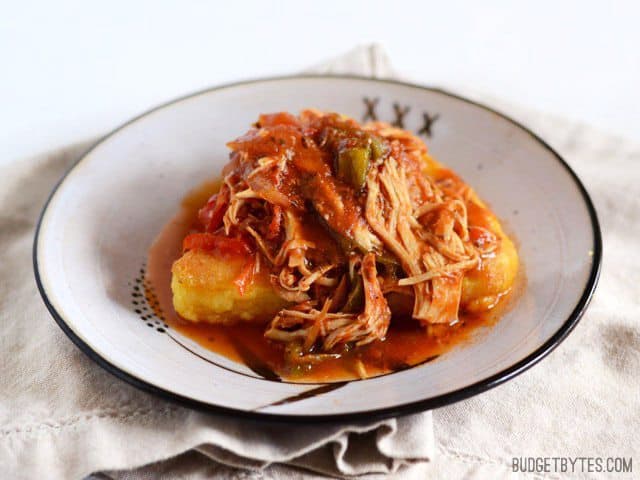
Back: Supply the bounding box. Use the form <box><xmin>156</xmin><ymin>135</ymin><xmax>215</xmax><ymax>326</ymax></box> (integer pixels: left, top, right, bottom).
<box><xmin>146</xmin><ymin>180</ymin><xmax>521</xmax><ymax>383</ymax></box>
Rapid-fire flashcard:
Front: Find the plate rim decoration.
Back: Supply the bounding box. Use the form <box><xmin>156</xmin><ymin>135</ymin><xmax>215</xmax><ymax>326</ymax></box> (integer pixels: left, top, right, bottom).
<box><xmin>33</xmin><ymin>74</ymin><xmax>602</xmax><ymax>422</ymax></box>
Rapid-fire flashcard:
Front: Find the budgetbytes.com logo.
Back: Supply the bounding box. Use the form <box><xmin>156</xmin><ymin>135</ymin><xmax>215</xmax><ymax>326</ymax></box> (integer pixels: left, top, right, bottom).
<box><xmin>513</xmin><ymin>457</ymin><xmax>632</xmax><ymax>475</ymax></box>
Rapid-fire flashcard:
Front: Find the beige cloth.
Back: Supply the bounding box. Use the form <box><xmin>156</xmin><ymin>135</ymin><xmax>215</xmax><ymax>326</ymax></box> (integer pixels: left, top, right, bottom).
<box><xmin>1</xmin><ymin>45</ymin><xmax>638</xmax><ymax>479</ymax></box>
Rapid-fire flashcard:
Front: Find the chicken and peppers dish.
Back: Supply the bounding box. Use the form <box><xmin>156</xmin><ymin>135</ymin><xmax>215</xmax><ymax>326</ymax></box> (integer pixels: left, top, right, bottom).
<box><xmin>155</xmin><ymin>110</ymin><xmax>518</xmax><ymax>381</ymax></box>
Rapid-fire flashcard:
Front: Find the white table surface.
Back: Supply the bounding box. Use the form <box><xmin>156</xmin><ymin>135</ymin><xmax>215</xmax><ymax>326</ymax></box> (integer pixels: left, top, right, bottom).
<box><xmin>2</xmin><ymin>0</ymin><xmax>639</xmax><ymax>167</ymax></box>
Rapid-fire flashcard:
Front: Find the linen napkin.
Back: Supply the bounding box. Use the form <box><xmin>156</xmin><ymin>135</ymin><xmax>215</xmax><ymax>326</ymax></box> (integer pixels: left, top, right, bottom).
<box><xmin>0</xmin><ymin>45</ymin><xmax>433</xmax><ymax>480</ymax></box>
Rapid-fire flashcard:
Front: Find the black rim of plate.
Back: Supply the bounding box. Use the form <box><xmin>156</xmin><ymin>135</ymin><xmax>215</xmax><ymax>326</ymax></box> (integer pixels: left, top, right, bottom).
<box><xmin>33</xmin><ymin>75</ymin><xmax>603</xmax><ymax>423</ymax></box>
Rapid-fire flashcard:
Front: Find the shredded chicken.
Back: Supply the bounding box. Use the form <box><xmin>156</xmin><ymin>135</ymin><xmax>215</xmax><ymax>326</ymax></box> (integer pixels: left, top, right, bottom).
<box><xmin>364</xmin><ymin>126</ymin><xmax>485</xmax><ymax>325</ymax></box>
<box><xmin>199</xmin><ymin>110</ymin><xmax>498</xmax><ymax>360</ymax></box>
<box><xmin>265</xmin><ymin>253</ymin><xmax>390</xmax><ymax>351</ymax></box>
<box><xmin>323</xmin><ymin>253</ymin><xmax>391</xmax><ymax>349</ymax></box>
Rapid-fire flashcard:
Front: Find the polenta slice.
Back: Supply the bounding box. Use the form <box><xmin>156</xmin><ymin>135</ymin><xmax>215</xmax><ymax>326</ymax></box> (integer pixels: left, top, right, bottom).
<box><xmin>171</xmin><ymin>249</ymin><xmax>287</xmax><ymax>325</ymax></box>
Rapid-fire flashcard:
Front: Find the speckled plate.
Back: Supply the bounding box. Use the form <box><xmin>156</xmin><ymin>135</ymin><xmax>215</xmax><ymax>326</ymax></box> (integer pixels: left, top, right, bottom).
<box><xmin>34</xmin><ymin>75</ymin><xmax>601</xmax><ymax>422</ymax></box>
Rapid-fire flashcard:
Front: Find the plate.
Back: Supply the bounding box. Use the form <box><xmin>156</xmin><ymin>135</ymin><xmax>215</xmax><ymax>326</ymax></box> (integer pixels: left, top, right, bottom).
<box><xmin>34</xmin><ymin>75</ymin><xmax>601</xmax><ymax>422</ymax></box>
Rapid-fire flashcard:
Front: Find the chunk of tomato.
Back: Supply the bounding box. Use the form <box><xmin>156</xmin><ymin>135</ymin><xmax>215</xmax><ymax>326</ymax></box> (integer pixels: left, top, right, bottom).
<box><xmin>182</xmin><ymin>233</ymin><xmax>252</xmax><ymax>257</ymax></box>
<box><xmin>258</xmin><ymin>112</ymin><xmax>299</xmax><ymax>127</ymax></box>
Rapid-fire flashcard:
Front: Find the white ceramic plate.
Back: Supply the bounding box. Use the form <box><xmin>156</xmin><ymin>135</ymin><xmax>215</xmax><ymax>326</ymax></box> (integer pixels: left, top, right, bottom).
<box><xmin>34</xmin><ymin>76</ymin><xmax>601</xmax><ymax>422</ymax></box>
